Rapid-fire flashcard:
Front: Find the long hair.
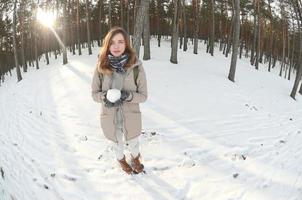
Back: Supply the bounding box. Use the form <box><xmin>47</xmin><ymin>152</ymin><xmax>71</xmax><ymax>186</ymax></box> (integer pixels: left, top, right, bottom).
<box><xmin>97</xmin><ymin>27</ymin><xmax>137</xmax><ymax>75</ymax></box>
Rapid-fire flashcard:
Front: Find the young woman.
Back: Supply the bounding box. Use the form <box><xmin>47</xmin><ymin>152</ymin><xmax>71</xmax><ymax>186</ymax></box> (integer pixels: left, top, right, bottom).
<box><xmin>91</xmin><ymin>27</ymin><xmax>148</xmax><ymax>174</ymax></box>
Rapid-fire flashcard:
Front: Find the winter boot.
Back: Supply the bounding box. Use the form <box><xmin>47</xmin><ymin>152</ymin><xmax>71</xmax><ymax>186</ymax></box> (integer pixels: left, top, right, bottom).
<box><xmin>131</xmin><ymin>154</ymin><xmax>144</xmax><ymax>174</ymax></box>
<box><xmin>118</xmin><ymin>156</ymin><xmax>133</xmax><ymax>174</ymax></box>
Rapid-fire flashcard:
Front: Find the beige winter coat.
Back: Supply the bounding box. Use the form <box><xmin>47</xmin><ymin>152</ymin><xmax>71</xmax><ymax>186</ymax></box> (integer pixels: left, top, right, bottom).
<box><xmin>91</xmin><ymin>60</ymin><xmax>148</xmax><ymax>143</ymax></box>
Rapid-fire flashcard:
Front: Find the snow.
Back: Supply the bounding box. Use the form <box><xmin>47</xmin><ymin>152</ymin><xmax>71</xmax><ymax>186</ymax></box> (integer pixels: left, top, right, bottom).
<box><xmin>106</xmin><ymin>89</ymin><xmax>121</xmax><ymax>103</ymax></box>
<box><xmin>0</xmin><ymin>38</ymin><xmax>302</xmax><ymax>200</ymax></box>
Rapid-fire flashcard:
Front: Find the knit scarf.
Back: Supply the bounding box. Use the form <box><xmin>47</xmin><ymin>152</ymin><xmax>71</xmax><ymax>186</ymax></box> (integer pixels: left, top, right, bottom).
<box><xmin>108</xmin><ymin>54</ymin><xmax>129</xmax><ymax>74</ymax></box>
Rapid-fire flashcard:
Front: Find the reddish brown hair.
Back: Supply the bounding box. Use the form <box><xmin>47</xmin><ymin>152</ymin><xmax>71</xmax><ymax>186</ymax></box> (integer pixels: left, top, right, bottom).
<box><xmin>97</xmin><ymin>27</ymin><xmax>137</xmax><ymax>75</ymax></box>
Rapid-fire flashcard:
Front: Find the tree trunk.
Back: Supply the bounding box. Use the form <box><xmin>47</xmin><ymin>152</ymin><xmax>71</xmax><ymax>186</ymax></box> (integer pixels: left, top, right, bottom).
<box><xmin>109</xmin><ymin>0</ymin><xmax>112</xmax><ymax>29</ymax></box>
<box><xmin>209</xmin><ymin>0</ymin><xmax>215</xmax><ymax>56</ymax></box>
<box><xmin>239</xmin><ymin>17</ymin><xmax>244</xmax><ymax>59</ymax></box>
<box><xmin>289</xmin><ymin>20</ymin><xmax>295</xmax><ymax>80</ymax></box>
<box><xmin>156</xmin><ymin>0</ymin><xmax>162</xmax><ymax>47</ymax></box>
<box><xmin>254</xmin><ymin>0</ymin><xmax>260</xmax><ymax>69</ymax></box>
<box><xmin>71</xmin><ymin>0</ymin><xmax>76</xmax><ymax>55</ymax></box>
<box><xmin>44</xmin><ymin>30</ymin><xmax>50</xmax><ymax>65</ymax></box>
<box><xmin>267</xmin><ymin>0</ymin><xmax>273</xmax><ymax>72</ymax></box>
<box><xmin>170</xmin><ymin>0</ymin><xmax>181</xmax><ymax>64</ymax></box>
<box><xmin>77</xmin><ymin>0</ymin><xmax>82</xmax><ymax>55</ymax></box>
<box><xmin>126</xmin><ymin>0</ymin><xmax>130</xmax><ymax>33</ymax></box>
<box><xmin>182</xmin><ymin>0</ymin><xmax>187</xmax><ymax>51</ymax></box>
<box><xmin>218</xmin><ymin>0</ymin><xmax>223</xmax><ymax>51</ymax></box>
<box><xmin>222</xmin><ymin>0</ymin><xmax>228</xmax><ymax>53</ymax></box>
<box><xmin>228</xmin><ymin>0</ymin><xmax>240</xmax><ymax>82</ymax></box>
<box><xmin>268</xmin><ymin>34</ymin><xmax>273</xmax><ymax>69</ymax></box>
<box><xmin>86</xmin><ymin>0</ymin><xmax>92</xmax><ymax>55</ymax></box>
<box><xmin>20</xmin><ymin>0</ymin><xmax>27</xmax><ymax>72</ymax></box>
<box><xmin>299</xmin><ymin>81</ymin><xmax>302</xmax><ymax>94</ymax></box>
<box><xmin>143</xmin><ymin>0</ymin><xmax>150</xmax><ymax>60</ymax></box>
<box><xmin>290</xmin><ymin>0</ymin><xmax>302</xmax><ymax>99</ymax></box>
<box><xmin>98</xmin><ymin>0</ymin><xmax>103</xmax><ymax>46</ymax></box>
<box><xmin>13</xmin><ymin>0</ymin><xmax>22</xmax><ymax>82</ymax></box>
<box><xmin>121</xmin><ymin>0</ymin><xmax>124</xmax><ymax>28</ymax></box>
<box><xmin>33</xmin><ymin>3</ymin><xmax>39</xmax><ymax>69</ymax></box>
<box><xmin>279</xmin><ymin>23</ymin><xmax>286</xmax><ymax>76</ymax></box>
<box><xmin>133</xmin><ymin>0</ymin><xmax>148</xmax><ymax>57</ymax></box>
<box><xmin>250</xmin><ymin>0</ymin><xmax>257</xmax><ymax>65</ymax></box>
<box><xmin>225</xmin><ymin>1</ymin><xmax>234</xmax><ymax>57</ymax></box>
<box><xmin>193</xmin><ymin>0</ymin><xmax>199</xmax><ymax>54</ymax></box>
<box><xmin>63</xmin><ymin>0</ymin><xmax>68</xmax><ymax>64</ymax></box>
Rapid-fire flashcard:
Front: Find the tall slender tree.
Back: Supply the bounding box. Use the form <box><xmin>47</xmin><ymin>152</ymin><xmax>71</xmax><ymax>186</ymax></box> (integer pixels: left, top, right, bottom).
<box><xmin>193</xmin><ymin>0</ymin><xmax>199</xmax><ymax>54</ymax></box>
<box><xmin>143</xmin><ymin>0</ymin><xmax>150</xmax><ymax>60</ymax></box>
<box><xmin>85</xmin><ymin>0</ymin><xmax>92</xmax><ymax>55</ymax></box>
<box><xmin>63</xmin><ymin>0</ymin><xmax>68</xmax><ymax>64</ymax></box>
<box><xmin>290</xmin><ymin>0</ymin><xmax>302</xmax><ymax>99</ymax></box>
<box><xmin>76</xmin><ymin>0</ymin><xmax>82</xmax><ymax>55</ymax></box>
<box><xmin>209</xmin><ymin>0</ymin><xmax>215</xmax><ymax>56</ymax></box>
<box><xmin>19</xmin><ymin>0</ymin><xmax>27</xmax><ymax>72</ymax></box>
<box><xmin>170</xmin><ymin>0</ymin><xmax>181</xmax><ymax>63</ymax></box>
<box><xmin>182</xmin><ymin>0</ymin><xmax>187</xmax><ymax>51</ymax></box>
<box><xmin>133</xmin><ymin>0</ymin><xmax>148</xmax><ymax>57</ymax></box>
<box><xmin>13</xmin><ymin>0</ymin><xmax>22</xmax><ymax>81</ymax></box>
<box><xmin>228</xmin><ymin>0</ymin><xmax>240</xmax><ymax>82</ymax></box>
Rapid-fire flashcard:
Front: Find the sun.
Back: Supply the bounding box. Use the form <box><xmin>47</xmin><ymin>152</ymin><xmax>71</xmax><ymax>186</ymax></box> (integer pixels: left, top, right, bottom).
<box><xmin>36</xmin><ymin>8</ymin><xmax>56</xmax><ymax>28</ymax></box>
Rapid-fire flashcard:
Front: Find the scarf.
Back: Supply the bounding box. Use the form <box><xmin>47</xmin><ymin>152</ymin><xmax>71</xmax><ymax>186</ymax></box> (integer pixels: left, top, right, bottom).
<box><xmin>108</xmin><ymin>54</ymin><xmax>129</xmax><ymax>74</ymax></box>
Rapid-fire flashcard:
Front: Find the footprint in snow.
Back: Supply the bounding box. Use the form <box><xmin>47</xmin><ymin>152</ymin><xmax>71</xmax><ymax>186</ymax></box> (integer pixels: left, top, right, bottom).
<box><xmin>63</xmin><ymin>175</ymin><xmax>77</xmax><ymax>182</ymax></box>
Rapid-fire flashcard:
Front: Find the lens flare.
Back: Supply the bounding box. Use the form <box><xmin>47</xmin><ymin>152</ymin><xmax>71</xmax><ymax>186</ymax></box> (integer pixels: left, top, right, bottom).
<box><xmin>37</xmin><ymin>8</ymin><xmax>56</xmax><ymax>28</ymax></box>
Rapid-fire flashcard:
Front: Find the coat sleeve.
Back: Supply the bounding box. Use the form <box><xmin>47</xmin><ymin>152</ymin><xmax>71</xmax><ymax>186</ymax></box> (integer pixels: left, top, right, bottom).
<box><xmin>128</xmin><ymin>64</ymin><xmax>148</xmax><ymax>104</ymax></box>
<box><xmin>91</xmin><ymin>68</ymin><xmax>106</xmax><ymax>103</ymax></box>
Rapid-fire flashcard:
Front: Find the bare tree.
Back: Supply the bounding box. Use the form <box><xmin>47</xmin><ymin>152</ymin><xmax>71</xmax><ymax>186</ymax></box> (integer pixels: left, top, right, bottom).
<box><xmin>193</xmin><ymin>0</ymin><xmax>199</xmax><ymax>54</ymax></box>
<box><xmin>228</xmin><ymin>0</ymin><xmax>240</xmax><ymax>82</ymax></box>
<box><xmin>254</xmin><ymin>0</ymin><xmax>260</xmax><ymax>70</ymax></box>
<box><xmin>76</xmin><ymin>0</ymin><xmax>82</xmax><ymax>55</ymax></box>
<box><xmin>98</xmin><ymin>0</ymin><xmax>103</xmax><ymax>47</ymax></box>
<box><xmin>63</xmin><ymin>0</ymin><xmax>68</xmax><ymax>64</ymax></box>
<box><xmin>125</xmin><ymin>0</ymin><xmax>130</xmax><ymax>33</ymax></box>
<box><xmin>290</xmin><ymin>0</ymin><xmax>302</xmax><ymax>99</ymax></box>
<box><xmin>182</xmin><ymin>0</ymin><xmax>187</xmax><ymax>51</ymax></box>
<box><xmin>133</xmin><ymin>0</ymin><xmax>148</xmax><ymax>57</ymax></box>
<box><xmin>85</xmin><ymin>0</ymin><xmax>92</xmax><ymax>55</ymax></box>
<box><xmin>13</xmin><ymin>0</ymin><xmax>22</xmax><ymax>81</ymax></box>
<box><xmin>250</xmin><ymin>0</ymin><xmax>257</xmax><ymax>65</ymax></box>
<box><xmin>19</xmin><ymin>0</ymin><xmax>27</xmax><ymax>72</ymax></box>
<box><xmin>279</xmin><ymin>0</ymin><xmax>286</xmax><ymax>75</ymax></box>
<box><xmin>209</xmin><ymin>0</ymin><xmax>215</xmax><ymax>56</ymax></box>
<box><xmin>225</xmin><ymin>0</ymin><xmax>234</xmax><ymax>57</ymax></box>
<box><xmin>109</xmin><ymin>0</ymin><xmax>112</xmax><ymax>29</ymax></box>
<box><xmin>32</xmin><ymin>2</ymin><xmax>39</xmax><ymax>69</ymax></box>
<box><xmin>143</xmin><ymin>0</ymin><xmax>150</xmax><ymax>60</ymax></box>
<box><xmin>267</xmin><ymin>0</ymin><xmax>273</xmax><ymax>72</ymax></box>
<box><xmin>170</xmin><ymin>0</ymin><xmax>181</xmax><ymax>64</ymax></box>
<box><xmin>156</xmin><ymin>0</ymin><xmax>162</xmax><ymax>47</ymax></box>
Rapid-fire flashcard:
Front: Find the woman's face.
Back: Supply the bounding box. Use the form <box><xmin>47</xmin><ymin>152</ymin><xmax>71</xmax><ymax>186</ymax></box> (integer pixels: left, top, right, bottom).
<box><xmin>109</xmin><ymin>33</ymin><xmax>126</xmax><ymax>57</ymax></box>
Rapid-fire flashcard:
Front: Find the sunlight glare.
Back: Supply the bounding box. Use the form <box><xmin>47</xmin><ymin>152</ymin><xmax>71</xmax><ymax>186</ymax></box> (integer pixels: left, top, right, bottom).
<box><xmin>37</xmin><ymin>8</ymin><xmax>56</xmax><ymax>28</ymax></box>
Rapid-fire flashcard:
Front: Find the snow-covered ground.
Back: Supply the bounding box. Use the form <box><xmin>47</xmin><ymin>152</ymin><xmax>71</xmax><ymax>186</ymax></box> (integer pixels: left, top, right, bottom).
<box><xmin>0</xmin><ymin>39</ymin><xmax>302</xmax><ymax>200</ymax></box>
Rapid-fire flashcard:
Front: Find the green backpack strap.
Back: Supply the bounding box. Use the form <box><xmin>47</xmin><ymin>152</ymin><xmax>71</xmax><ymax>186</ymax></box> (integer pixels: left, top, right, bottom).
<box><xmin>133</xmin><ymin>65</ymin><xmax>139</xmax><ymax>87</ymax></box>
<box><xmin>99</xmin><ymin>71</ymin><xmax>103</xmax><ymax>89</ymax></box>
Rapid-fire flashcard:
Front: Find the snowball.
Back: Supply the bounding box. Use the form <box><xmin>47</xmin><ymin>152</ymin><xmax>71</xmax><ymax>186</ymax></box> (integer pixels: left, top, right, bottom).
<box><xmin>106</xmin><ymin>89</ymin><xmax>121</xmax><ymax>103</ymax></box>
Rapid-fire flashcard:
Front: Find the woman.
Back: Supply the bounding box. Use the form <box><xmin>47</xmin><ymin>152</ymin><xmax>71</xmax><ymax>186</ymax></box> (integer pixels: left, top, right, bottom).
<box><xmin>91</xmin><ymin>27</ymin><xmax>148</xmax><ymax>174</ymax></box>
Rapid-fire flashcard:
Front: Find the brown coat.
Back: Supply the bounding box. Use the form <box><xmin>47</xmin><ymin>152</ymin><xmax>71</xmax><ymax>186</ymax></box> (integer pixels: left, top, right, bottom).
<box><xmin>91</xmin><ymin>60</ymin><xmax>148</xmax><ymax>143</ymax></box>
